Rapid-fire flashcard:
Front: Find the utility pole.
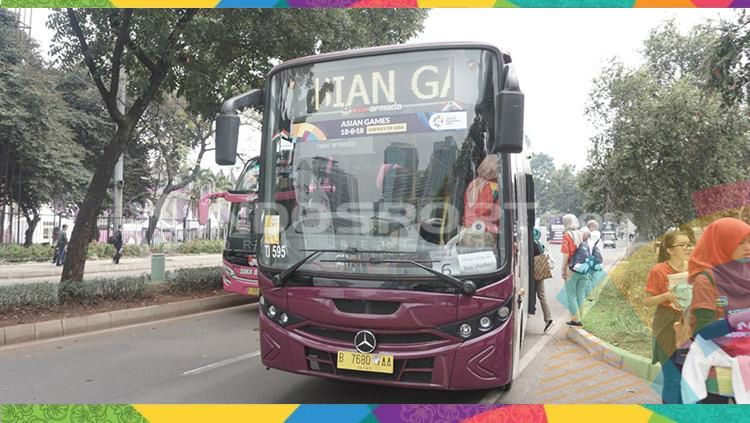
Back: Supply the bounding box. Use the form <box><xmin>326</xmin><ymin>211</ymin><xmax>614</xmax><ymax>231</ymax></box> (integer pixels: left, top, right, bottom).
<box><xmin>113</xmin><ymin>69</ymin><xmax>126</xmax><ymax>229</ymax></box>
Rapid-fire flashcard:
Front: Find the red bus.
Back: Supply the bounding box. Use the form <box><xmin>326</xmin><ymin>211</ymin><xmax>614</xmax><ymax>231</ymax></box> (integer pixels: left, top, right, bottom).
<box><xmin>214</xmin><ymin>43</ymin><xmax>534</xmax><ymax>390</ymax></box>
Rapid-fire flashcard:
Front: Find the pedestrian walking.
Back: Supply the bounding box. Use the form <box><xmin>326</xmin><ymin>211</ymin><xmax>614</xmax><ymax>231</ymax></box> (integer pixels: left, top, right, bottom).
<box><xmin>55</xmin><ymin>224</ymin><xmax>68</xmax><ymax>267</ymax></box>
<box><xmin>561</xmin><ymin>214</ymin><xmax>588</xmax><ymax>327</ymax></box>
<box><xmin>110</xmin><ymin>226</ymin><xmax>123</xmax><ymax>264</ymax></box>
<box><xmin>532</xmin><ymin>228</ymin><xmax>554</xmax><ymax>333</ymax></box>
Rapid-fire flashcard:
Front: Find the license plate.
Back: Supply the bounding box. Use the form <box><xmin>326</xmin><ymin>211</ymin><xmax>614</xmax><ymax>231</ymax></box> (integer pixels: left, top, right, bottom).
<box><xmin>246</xmin><ymin>287</ymin><xmax>260</xmax><ymax>296</ymax></box>
<box><xmin>337</xmin><ymin>351</ymin><xmax>394</xmax><ymax>374</ymax></box>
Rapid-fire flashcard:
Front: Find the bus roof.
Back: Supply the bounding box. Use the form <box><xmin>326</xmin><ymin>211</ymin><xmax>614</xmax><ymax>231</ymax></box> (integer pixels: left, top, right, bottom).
<box><xmin>267</xmin><ymin>42</ymin><xmax>512</xmax><ymax>80</ymax></box>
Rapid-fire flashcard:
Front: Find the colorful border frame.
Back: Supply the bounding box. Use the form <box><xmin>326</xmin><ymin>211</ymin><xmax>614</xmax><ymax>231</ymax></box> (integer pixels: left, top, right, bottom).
<box><xmin>3</xmin><ymin>404</ymin><xmax>750</xmax><ymax>422</ymax></box>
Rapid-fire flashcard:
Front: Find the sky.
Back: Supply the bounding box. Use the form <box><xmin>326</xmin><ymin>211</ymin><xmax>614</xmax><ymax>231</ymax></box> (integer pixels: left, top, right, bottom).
<box><xmin>25</xmin><ymin>8</ymin><xmax>738</xmax><ymax>172</ymax></box>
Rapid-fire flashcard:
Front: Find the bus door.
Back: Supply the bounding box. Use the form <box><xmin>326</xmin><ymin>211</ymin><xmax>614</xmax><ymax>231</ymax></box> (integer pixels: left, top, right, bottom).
<box><xmin>510</xmin><ymin>163</ymin><xmax>531</xmax><ymax>379</ymax></box>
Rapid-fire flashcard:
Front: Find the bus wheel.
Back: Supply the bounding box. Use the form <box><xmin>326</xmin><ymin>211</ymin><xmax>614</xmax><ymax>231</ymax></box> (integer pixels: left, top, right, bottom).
<box><xmin>500</xmin><ymin>381</ymin><xmax>513</xmax><ymax>392</ymax></box>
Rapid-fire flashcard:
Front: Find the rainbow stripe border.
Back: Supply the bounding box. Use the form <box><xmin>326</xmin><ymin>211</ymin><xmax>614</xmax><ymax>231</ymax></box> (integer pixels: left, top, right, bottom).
<box><xmin>2</xmin><ymin>404</ymin><xmax>749</xmax><ymax>422</ymax></box>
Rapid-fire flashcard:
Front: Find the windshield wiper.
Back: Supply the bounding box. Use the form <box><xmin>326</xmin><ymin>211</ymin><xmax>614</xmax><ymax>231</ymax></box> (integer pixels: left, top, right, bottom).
<box><xmin>272</xmin><ymin>248</ymin><xmax>412</xmax><ymax>287</ymax></box>
<box><xmin>321</xmin><ymin>258</ymin><xmax>477</xmax><ymax>296</ymax></box>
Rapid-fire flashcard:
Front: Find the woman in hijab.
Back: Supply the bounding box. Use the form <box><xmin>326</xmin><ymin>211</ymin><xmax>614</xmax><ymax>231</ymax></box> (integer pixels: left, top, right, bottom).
<box><xmin>463</xmin><ymin>154</ymin><xmax>500</xmax><ymax>247</ymax></box>
<box><xmin>671</xmin><ymin>218</ymin><xmax>750</xmax><ymax>403</ymax></box>
<box><xmin>534</xmin><ymin>228</ymin><xmax>554</xmax><ymax>333</ymax></box>
<box><xmin>561</xmin><ymin>214</ymin><xmax>588</xmax><ymax>326</ymax></box>
<box><xmin>685</xmin><ymin>218</ymin><xmax>750</xmax><ymax>340</ymax></box>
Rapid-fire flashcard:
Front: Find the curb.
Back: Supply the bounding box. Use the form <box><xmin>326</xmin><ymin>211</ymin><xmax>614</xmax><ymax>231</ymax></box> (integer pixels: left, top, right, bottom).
<box><xmin>567</xmin><ymin>244</ymin><xmax>661</xmax><ymax>385</ymax></box>
<box><xmin>0</xmin><ymin>294</ymin><xmax>254</xmax><ymax>348</ymax></box>
<box><xmin>566</xmin><ymin>326</ymin><xmax>661</xmax><ymax>384</ymax></box>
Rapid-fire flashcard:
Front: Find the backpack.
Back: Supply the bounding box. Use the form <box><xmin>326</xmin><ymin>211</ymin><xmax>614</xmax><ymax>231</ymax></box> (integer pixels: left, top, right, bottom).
<box><xmin>569</xmin><ymin>240</ymin><xmax>603</xmax><ymax>274</ymax></box>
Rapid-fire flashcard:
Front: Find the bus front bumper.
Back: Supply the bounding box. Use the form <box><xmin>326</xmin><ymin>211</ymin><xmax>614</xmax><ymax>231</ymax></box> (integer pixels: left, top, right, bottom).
<box><xmin>258</xmin><ymin>312</ymin><xmax>514</xmax><ymax>390</ymax></box>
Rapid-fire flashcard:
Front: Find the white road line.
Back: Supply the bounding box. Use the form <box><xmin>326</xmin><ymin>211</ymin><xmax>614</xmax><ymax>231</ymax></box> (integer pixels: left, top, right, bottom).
<box><xmin>182</xmin><ymin>351</ymin><xmax>261</xmax><ymax>376</ymax></box>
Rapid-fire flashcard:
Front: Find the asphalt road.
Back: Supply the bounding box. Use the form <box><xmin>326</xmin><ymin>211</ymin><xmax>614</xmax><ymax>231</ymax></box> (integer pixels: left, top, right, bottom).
<box><xmin>0</xmin><ymin>235</ymin><xmax>640</xmax><ymax>404</ymax></box>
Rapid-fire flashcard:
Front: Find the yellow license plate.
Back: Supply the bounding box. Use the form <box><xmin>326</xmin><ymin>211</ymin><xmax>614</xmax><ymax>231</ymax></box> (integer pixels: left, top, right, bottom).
<box><xmin>247</xmin><ymin>287</ymin><xmax>260</xmax><ymax>296</ymax></box>
<box><xmin>337</xmin><ymin>351</ymin><xmax>394</xmax><ymax>374</ymax></box>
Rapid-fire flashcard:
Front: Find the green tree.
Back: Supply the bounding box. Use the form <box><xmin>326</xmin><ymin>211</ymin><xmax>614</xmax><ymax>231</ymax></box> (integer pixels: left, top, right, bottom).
<box><xmin>0</xmin><ymin>10</ymin><xmax>89</xmax><ymax>246</ymax></box>
<box><xmin>138</xmin><ymin>95</ymin><xmax>214</xmax><ymax>244</ymax></box>
<box><xmin>48</xmin><ymin>9</ymin><xmax>428</xmax><ymax>282</ymax></box>
<box><xmin>545</xmin><ymin>164</ymin><xmax>586</xmax><ymax>217</ymax></box>
<box><xmin>583</xmin><ymin>54</ymin><xmax>750</xmax><ymax>236</ymax></box>
<box><xmin>706</xmin><ymin>11</ymin><xmax>750</xmax><ymax>107</ymax></box>
<box><xmin>529</xmin><ymin>152</ymin><xmax>556</xmax><ymax>215</ymax></box>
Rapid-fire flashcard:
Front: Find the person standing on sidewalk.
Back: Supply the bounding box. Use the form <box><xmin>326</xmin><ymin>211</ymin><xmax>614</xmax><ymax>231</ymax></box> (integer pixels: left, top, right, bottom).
<box><xmin>561</xmin><ymin>214</ymin><xmax>587</xmax><ymax>327</ymax></box>
<box><xmin>533</xmin><ymin>227</ymin><xmax>554</xmax><ymax>333</ymax></box>
<box><xmin>643</xmin><ymin>230</ymin><xmax>691</xmax><ymax>404</ymax></box>
<box><xmin>111</xmin><ymin>226</ymin><xmax>123</xmax><ymax>264</ymax></box>
<box><xmin>55</xmin><ymin>224</ymin><xmax>68</xmax><ymax>267</ymax></box>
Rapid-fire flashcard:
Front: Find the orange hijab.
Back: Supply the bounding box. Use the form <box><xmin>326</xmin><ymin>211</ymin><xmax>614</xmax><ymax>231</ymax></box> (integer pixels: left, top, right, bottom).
<box><xmin>688</xmin><ymin>218</ymin><xmax>750</xmax><ymax>312</ymax></box>
<box><xmin>466</xmin><ymin>154</ymin><xmax>498</xmax><ymax>207</ymax></box>
<box><xmin>688</xmin><ymin>218</ymin><xmax>750</xmax><ymax>280</ymax></box>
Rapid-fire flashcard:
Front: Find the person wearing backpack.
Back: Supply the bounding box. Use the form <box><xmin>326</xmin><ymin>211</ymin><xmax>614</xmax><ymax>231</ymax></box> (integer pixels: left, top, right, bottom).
<box><xmin>561</xmin><ymin>214</ymin><xmax>590</xmax><ymax>327</ymax></box>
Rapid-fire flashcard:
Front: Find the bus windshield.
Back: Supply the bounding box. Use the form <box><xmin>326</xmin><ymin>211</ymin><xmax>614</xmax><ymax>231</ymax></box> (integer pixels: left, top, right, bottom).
<box><xmin>235</xmin><ymin>158</ymin><xmax>260</xmax><ymax>193</ymax></box>
<box><xmin>259</xmin><ymin>49</ymin><xmax>507</xmax><ymax>279</ymax></box>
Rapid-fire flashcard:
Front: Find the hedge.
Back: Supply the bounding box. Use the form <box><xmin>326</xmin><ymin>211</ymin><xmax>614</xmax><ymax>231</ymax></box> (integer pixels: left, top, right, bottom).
<box><xmin>1</xmin><ymin>239</ymin><xmax>223</xmax><ymax>264</ymax></box>
<box><xmin>0</xmin><ymin>266</ymin><xmax>223</xmax><ymax>313</ymax></box>
<box><xmin>167</xmin><ymin>267</ymin><xmax>223</xmax><ymax>293</ymax></box>
<box><xmin>0</xmin><ymin>244</ymin><xmax>54</xmax><ymax>263</ymax></box>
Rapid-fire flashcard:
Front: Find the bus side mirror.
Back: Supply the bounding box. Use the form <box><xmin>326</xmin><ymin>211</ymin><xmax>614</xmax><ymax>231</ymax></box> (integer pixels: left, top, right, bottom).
<box><xmin>215</xmin><ymin>89</ymin><xmax>264</xmax><ymax>166</ymax></box>
<box><xmin>216</xmin><ymin>113</ymin><xmax>240</xmax><ymax>165</ymax></box>
<box><xmin>494</xmin><ymin>64</ymin><xmax>524</xmax><ymax>154</ymax></box>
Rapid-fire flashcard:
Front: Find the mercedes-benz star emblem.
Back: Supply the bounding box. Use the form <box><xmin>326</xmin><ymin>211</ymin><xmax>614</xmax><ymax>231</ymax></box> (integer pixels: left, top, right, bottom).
<box><xmin>354</xmin><ymin>330</ymin><xmax>376</xmax><ymax>354</ymax></box>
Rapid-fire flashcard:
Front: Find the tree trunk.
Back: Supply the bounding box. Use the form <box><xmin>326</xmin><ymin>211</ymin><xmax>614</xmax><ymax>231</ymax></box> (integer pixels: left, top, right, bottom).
<box><xmin>23</xmin><ymin>210</ymin><xmax>40</xmax><ymax>247</ymax></box>
<box><xmin>146</xmin><ymin>189</ymin><xmax>172</xmax><ymax>246</ymax></box>
<box><xmin>61</xmin><ymin>126</ymin><xmax>133</xmax><ymax>282</ymax></box>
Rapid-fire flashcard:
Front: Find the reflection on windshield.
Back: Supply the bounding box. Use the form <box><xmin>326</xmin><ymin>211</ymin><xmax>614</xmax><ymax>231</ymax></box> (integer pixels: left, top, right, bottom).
<box><xmin>260</xmin><ymin>49</ymin><xmax>506</xmax><ymax>278</ymax></box>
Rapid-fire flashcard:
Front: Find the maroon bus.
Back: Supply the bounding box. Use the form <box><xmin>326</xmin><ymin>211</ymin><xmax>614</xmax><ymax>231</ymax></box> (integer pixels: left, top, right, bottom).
<box><xmin>198</xmin><ymin>158</ymin><xmax>260</xmax><ymax>297</ymax></box>
<box><xmin>214</xmin><ymin>43</ymin><xmax>534</xmax><ymax>390</ymax></box>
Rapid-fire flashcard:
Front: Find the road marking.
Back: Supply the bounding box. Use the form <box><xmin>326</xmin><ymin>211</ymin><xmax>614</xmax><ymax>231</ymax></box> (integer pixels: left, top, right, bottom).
<box><xmin>182</xmin><ymin>351</ymin><xmax>261</xmax><ymax>376</ymax></box>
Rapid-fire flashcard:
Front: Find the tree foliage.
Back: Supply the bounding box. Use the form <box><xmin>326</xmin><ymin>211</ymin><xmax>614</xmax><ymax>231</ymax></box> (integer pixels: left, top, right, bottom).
<box><xmin>47</xmin><ymin>9</ymin><xmax>428</xmax><ymax>281</ymax></box>
<box><xmin>0</xmin><ymin>10</ymin><xmax>90</xmax><ymax>245</ymax></box>
<box><xmin>582</xmin><ymin>17</ymin><xmax>750</xmax><ymax>237</ymax></box>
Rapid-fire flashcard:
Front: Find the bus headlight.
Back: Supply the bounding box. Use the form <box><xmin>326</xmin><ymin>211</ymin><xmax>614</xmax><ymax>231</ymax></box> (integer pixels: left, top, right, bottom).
<box><xmin>279</xmin><ymin>313</ymin><xmax>289</xmax><ymax>325</ymax></box>
<box><xmin>497</xmin><ymin>306</ymin><xmax>510</xmax><ymax>320</ymax></box>
<box><xmin>268</xmin><ymin>305</ymin><xmax>278</xmax><ymax>318</ymax></box>
<box><xmin>439</xmin><ymin>294</ymin><xmax>513</xmax><ymax>341</ymax></box>
<box><xmin>458</xmin><ymin>323</ymin><xmax>472</xmax><ymax>338</ymax></box>
<box><xmin>259</xmin><ymin>296</ymin><xmax>266</xmax><ymax>306</ymax></box>
<box><xmin>223</xmin><ymin>264</ymin><xmax>237</xmax><ymax>278</ymax></box>
<box><xmin>479</xmin><ymin>316</ymin><xmax>492</xmax><ymax>331</ymax></box>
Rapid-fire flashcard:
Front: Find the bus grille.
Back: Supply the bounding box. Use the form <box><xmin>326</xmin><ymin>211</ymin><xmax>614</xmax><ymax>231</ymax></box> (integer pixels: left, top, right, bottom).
<box><xmin>304</xmin><ymin>347</ymin><xmax>434</xmax><ymax>384</ymax></box>
<box><xmin>299</xmin><ymin>326</ymin><xmax>443</xmax><ymax>344</ymax></box>
<box><xmin>333</xmin><ymin>299</ymin><xmax>400</xmax><ymax>315</ymax></box>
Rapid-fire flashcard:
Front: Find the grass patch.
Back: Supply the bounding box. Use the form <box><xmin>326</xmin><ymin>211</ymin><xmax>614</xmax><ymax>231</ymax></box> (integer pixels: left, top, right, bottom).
<box><xmin>583</xmin><ymin>244</ymin><xmax>661</xmax><ymax>360</ymax></box>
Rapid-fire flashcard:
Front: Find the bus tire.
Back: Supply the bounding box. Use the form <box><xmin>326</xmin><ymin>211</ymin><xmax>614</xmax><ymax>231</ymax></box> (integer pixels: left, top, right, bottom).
<box><xmin>500</xmin><ymin>381</ymin><xmax>513</xmax><ymax>391</ymax></box>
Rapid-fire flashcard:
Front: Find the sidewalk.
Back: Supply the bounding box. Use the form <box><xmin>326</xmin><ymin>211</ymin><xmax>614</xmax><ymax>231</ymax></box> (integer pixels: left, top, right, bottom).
<box><xmin>0</xmin><ymin>254</ymin><xmax>222</xmax><ymax>284</ymax></box>
<box><xmin>500</xmin><ymin>325</ymin><xmax>660</xmax><ymax>404</ymax></box>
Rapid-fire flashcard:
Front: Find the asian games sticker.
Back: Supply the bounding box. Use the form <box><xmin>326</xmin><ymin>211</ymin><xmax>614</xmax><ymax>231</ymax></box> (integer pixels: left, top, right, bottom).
<box><xmin>264</xmin><ymin>215</ymin><xmax>280</xmax><ymax>245</ymax></box>
<box><xmin>428</xmin><ymin>111</ymin><xmax>468</xmax><ymax>131</ymax></box>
